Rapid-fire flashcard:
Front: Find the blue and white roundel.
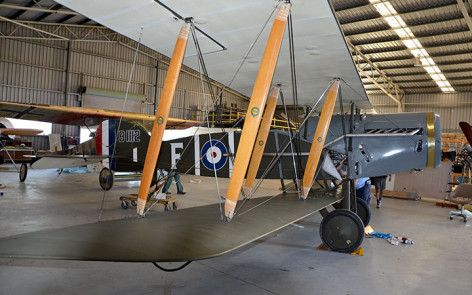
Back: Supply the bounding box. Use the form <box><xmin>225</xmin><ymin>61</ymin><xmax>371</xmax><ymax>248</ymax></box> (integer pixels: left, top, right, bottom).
<box><xmin>201</xmin><ymin>140</ymin><xmax>228</xmax><ymax>171</ymax></box>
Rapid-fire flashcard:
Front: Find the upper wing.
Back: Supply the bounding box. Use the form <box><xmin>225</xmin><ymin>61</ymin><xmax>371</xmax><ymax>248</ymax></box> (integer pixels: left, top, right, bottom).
<box><xmin>54</xmin><ymin>0</ymin><xmax>371</xmax><ymax>111</ymax></box>
<box><xmin>0</xmin><ymin>128</ymin><xmax>43</xmax><ymax>136</ymax></box>
<box><xmin>0</xmin><ymin>101</ymin><xmax>201</xmax><ymax>130</ymax></box>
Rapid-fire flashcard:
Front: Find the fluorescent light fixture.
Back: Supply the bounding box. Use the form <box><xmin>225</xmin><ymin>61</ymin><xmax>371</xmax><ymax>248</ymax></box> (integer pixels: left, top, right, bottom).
<box><xmin>436</xmin><ymin>81</ymin><xmax>451</xmax><ymax>87</ymax></box>
<box><xmin>370</xmin><ymin>0</ymin><xmax>455</xmax><ymax>92</ymax></box>
<box><xmin>441</xmin><ymin>87</ymin><xmax>455</xmax><ymax>92</ymax></box>
<box><xmin>424</xmin><ymin>66</ymin><xmax>440</xmax><ymax>74</ymax></box>
<box><xmin>430</xmin><ymin>74</ymin><xmax>446</xmax><ymax>80</ymax></box>
<box><xmin>420</xmin><ymin>58</ymin><xmax>435</xmax><ymax>66</ymax></box>
<box><xmin>411</xmin><ymin>49</ymin><xmax>428</xmax><ymax>57</ymax></box>
<box><xmin>395</xmin><ymin>28</ymin><xmax>414</xmax><ymax>38</ymax></box>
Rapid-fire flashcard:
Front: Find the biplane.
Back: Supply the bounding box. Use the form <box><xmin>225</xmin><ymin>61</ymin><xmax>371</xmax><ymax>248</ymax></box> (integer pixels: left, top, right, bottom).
<box><xmin>0</xmin><ymin>102</ymin><xmax>199</xmax><ymax>186</ymax></box>
<box><xmin>0</xmin><ymin>0</ymin><xmax>441</xmax><ymax>267</ymax></box>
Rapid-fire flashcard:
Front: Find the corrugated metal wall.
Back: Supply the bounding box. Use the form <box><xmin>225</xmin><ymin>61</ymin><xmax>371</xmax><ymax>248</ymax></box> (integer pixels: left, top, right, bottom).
<box><xmin>0</xmin><ymin>22</ymin><xmax>249</xmax><ymax>149</ymax></box>
<box><xmin>369</xmin><ymin>92</ymin><xmax>472</xmax><ymax>133</ymax></box>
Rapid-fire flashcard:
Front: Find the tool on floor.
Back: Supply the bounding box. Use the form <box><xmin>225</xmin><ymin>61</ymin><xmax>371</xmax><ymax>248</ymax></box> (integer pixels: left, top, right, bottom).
<box><xmin>369</xmin><ymin>232</ymin><xmax>414</xmax><ymax>246</ymax></box>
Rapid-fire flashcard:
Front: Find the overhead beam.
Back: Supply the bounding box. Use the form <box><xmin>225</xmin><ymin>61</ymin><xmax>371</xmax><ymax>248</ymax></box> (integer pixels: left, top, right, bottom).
<box><xmin>354</xmin><ymin>40</ymin><xmax>472</xmax><ymax>56</ymax></box>
<box><xmin>8</xmin><ymin>0</ymin><xmax>35</xmax><ymax>19</ymax></box>
<box><xmin>365</xmin><ymin>61</ymin><xmax>472</xmax><ymax>72</ymax></box>
<box><xmin>344</xmin><ymin>17</ymin><xmax>466</xmax><ymax>37</ymax></box>
<box><xmin>348</xmin><ymin>41</ymin><xmax>404</xmax><ymax>107</ymax></box>
<box><xmin>457</xmin><ymin>0</ymin><xmax>472</xmax><ymax>34</ymax></box>
<box><xmin>0</xmin><ymin>15</ymin><xmax>68</xmax><ymax>40</ymax></box>
<box><xmin>0</xmin><ymin>3</ymin><xmax>78</xmax><ymax>16</ymax></box>
<box><xmin>350</xmin><ymin>31</ymin><xmax>471</xmax><ymax>47</ymax></box>
<box><xmin>355</xmin><ymin>50</ymin><xmax>472</xmax><ymax>64</ymax></box>
<box><xmin>339</xmin><ymin>3</ymin><xmax>459</xmax><ymax>25</ymax></box>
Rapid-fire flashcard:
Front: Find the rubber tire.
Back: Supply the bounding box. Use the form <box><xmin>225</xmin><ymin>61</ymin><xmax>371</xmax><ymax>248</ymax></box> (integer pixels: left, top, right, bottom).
<box><xmin>354</xmin><ymin>198</ymin><xmax>371</xmax><ymax>227</ymax></box>
<box><xmin>19</xmin><ymin>163</ymin><xmax>28</xmax><ymax>182</ymax></box>
<box><xmin>164</xmin><ymin>204</ymin><xmax>170</xmax><ymax>212</ymax></box>
<box><xmin>99</xmin><ymin>168</ymin><xmax>114</xmax><ymax>191</ymax></box>
<box><xmin>121</xmin><ymin>201</ymin><xmax>129</xmax><ymax>209</ymax></box>
<box><xmin>173</xmin><ymin>202</ymin><xmax>178</xmax><ymax>210</ymax></box>
<box><xmin>131</xmin><ymin>200</ymin><xmax>137</xmax><ymax>207</ymax></box>
<box><xmin>320</xmin><ymin>209</ymin><xmax>365</xmax><ymax>253</ymax></box>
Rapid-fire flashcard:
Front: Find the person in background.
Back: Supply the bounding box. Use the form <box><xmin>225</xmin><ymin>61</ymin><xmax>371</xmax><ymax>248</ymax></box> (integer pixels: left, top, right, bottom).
<box><xmin>162</xmin><ymin>170</ymin><xmax>186</xmax><ymax>195</ymax></box>
<box><xmin>355</xmin><ymin>177</ymin><xmax>371</xmax><ymax>205</ymax></box>
<box><xmin>370</xmin><ymin>175</ymin><xmax>391</xmax><ymax>208</ymax></box>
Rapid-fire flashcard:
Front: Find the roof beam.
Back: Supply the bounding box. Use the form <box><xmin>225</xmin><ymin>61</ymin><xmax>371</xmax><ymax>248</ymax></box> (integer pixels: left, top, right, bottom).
<box><xmin>363</xmin><ymin>61</ymin><xmax>472</xmax><ymax>71</ymax></box>
<box><xmin>356</xmin><ymin>50</ymin><xmax>472</xmax><ymax>64</ymax></box>
<box><xmin>350</xmin><ymin>30</ymin><xmax>471</xmax><ymax>47</ymax></box>
<box><xmin>0</xmin><ymin>3</ymin><xmax>78</xmax><ymax>16</ymax></box>
<box><xmin>381</xmin><ymin>68</ymin><xmax>472</xmax><ymax>77</ymax></box>
<box><xmin>348</xmin><ymin>41</ymin><xmax>404</xmax><ymax>107</ymax></box>
<box><xmin>355</xmin><ymin>40</ymin><xmax>472</xmax><ymax>56</ymax></box>
<box><xmin>8</xmin><ymin>0</ymin><xmax>36</xmax><ymax>19</ymax></box>
<box><xmin>0</xmin><ymin>15</ymin><xmax>68</xmax><ymax>40</ymax></box>
<box><xmin>339</xmin><ymin>3</ymin><xmax>459</xmax><ymax>25</ymax></box>
<box><xmin>33</xmin><ymin>4</ymin><xmax>64</xmax><ymax>22</ymax></box>
<box><xmin>457</xmin><ymin>0</ymin><xmax>472</xmax><ymax>34</ymax></box>
<box><xmin>344</xmin><ymin>17</ymin><xmax>465</xmax><ymax>37</ymax></box>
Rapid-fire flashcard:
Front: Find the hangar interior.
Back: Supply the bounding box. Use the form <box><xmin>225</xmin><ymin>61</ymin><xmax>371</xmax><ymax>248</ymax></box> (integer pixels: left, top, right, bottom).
<box><xmin>0</xmin><ymin>0</ymin><xmax>471</xmax><ymax>294</ymax></box>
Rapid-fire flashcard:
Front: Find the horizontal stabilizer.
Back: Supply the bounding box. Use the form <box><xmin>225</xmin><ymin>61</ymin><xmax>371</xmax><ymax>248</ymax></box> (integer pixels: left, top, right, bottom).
<box><xmin>30</xmin><ymin>155</ymin><xmax>108</xmax><ymax>169</ymax></box>
<box><xmin>0</xmin><ymin>191</ymin><xmax>341</xmax><ymax>262</ymax></box>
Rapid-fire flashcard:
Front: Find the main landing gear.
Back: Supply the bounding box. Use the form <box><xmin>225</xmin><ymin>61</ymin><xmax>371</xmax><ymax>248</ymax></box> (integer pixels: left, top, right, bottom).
<box><xmin>319</xmin><ymin>209</ymin><xmax>365</xmax><ymax>253</ymax></box>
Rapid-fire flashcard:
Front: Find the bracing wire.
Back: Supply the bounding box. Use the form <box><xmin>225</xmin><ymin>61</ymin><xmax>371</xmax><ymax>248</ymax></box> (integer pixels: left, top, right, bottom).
<box><xmin>234</xmin><ymin>83</ymin><xmax>332</xmax><ymax>216</ymax></box>
<box><xmin>216</xmin><ymin>1</ymin><xmax>281</xmax><ymax>98</ymax></box>
<box><xmin>98</xmin><ymin>27</ymin><xmax>144</xmax><ymax>222</ymax></box>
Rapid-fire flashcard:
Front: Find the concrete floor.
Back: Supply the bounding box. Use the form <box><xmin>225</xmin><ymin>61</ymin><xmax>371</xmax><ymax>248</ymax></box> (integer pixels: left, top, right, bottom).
<box><xmin>0</xmin><ymin>166</ymin><xmax>471</xmax><ymax>295</ymax></box>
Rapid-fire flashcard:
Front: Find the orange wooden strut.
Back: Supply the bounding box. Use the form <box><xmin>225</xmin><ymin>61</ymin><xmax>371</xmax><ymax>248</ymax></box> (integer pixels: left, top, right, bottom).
<box><xmin>224</xmin><ymin>3</ymin><xmax>291</xmax><ymax>220</ymax></box>
<box><xmin>301</xmin><ymin>80</ymin><xmax>340</xmax><ymax>199</ymax></box>
<box><xmin>243</xmin><ymin>87</ymin><xmax>280</xmax><ymax>197</ymax></box>
<box><xmin>136</xmin><ymin>22</ymin><xmax>190</xmax><ymax>216</ymax></box>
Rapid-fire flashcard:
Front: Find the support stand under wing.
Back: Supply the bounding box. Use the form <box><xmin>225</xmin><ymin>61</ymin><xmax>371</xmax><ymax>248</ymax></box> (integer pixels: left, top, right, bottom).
<box><xmin>0</xmin><ymin>188</ymin><xmax>344</xmax><ymax>262</ymax></box>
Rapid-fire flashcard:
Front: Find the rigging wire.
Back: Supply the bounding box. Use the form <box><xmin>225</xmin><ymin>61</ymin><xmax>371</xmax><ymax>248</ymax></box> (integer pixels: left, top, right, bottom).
<box><xmin>98</xmin><ymin>27</ymin><xmax>143</xmax><ymax>222</ymax></box>
<box><xmin>234</xmin><ymin>83</ymin><xmax>331</xmax><ymax>216</ymax></box>
<box><xmin>190</xmin><ymin>22</ymin><xmax>225</xmax><ymax>218</ymax></box>
<box><xmin>216</xmin><ymin>1</ymin><xmax>281</xmax><ymax>98</ymax></box>
<box><xmin>286</xmin><ymin>8</ymin><xmax>304</xmax><ymax>188</ymax></box>
<box><xmin>280</xmin><ymin>89</ymin><xmax>301</xmax><ymax>198</ymax></box>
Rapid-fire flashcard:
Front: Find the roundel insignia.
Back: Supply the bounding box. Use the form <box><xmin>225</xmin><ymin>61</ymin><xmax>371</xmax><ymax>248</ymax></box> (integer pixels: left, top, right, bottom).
<box><xmin>201</xmin><ymin>140</ymin><xmax>228</xmax><ymax>171</ymax></box>
<box><xmin>258</xmin><ymin>140</ymin><xmax>264</xmax><ymax>146</ymax></box>
<box><xmin>157</xmin><ymin>116</ymin><xmax>164</xmax><ymax>125</ymax></box>
<box><xmin>250</xmin><ymin>107</ymin><xmax>260</xmax><ymax>117</ymax></box>
<box><xmin>317</xmin><ymin>136</ymin><xmax>323</xmax><ymax>143</ymax></box>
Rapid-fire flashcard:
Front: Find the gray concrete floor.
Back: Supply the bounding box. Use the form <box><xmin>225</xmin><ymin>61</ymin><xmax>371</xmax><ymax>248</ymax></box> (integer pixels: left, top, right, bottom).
<box><xmin>0</xmin><ymin>165</ymin><xmax>471</xmax><ymax>295</ymax></box>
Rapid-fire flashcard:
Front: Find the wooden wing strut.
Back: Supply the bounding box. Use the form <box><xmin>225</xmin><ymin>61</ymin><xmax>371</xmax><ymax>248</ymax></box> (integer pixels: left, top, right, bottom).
<box><xmin>136</xmin><ymin>22</ymin><xmax>190</xmax><ymax>216</ymax></box>
<box><xmin>243</xmin><ymin>86</ymin><xmax>280</xmax><ymax>197</ymax></box>
<box><xmin>301</xmin><ymin>80</ymin><xmax>340</xmax><ymax>199</ymax></box>
<box><xmin>224</xmin><ymin>3</ymin><xmax>291</xmax><ymax>221</ymax></box>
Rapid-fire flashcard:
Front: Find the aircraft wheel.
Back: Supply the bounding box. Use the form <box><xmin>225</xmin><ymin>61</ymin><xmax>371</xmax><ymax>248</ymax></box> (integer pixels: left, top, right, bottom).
<box><xmin>19</xmin><ymin>163</ymin><xmax>28</xmax><ymax>182</ymax></box>
<box><xmin>131</xmin><ymin>200</ymin><xmax>137</xmax><ymax>207</ymax></box>
<box><xmin>354</xmin><ymin>198</ymin><xmax>371</xmax><ymax>227</ymax></box>
<box><xmin>320</xmin><ymin>209</ymin><xmax>365</xmax><ymax>253</ymax></box>
<box><xmin>173</xmin><ymin>202</ymin><xmax>178</xmax><ymax>210</ymax></box>
<box><xmin>121</xmin><ymin>200</ymin><xmax>129</xmax><ymax>209</ymax></box>
<box><xmin>99</xmin><ymin>168</ymin><xmax>114</xmax><ymax>191</ymax></box>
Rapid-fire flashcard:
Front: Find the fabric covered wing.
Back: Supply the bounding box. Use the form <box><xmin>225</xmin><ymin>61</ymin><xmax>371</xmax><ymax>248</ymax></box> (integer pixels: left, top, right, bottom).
<box><xmin>0</xmin><ymin>191</ymin><xmax>341</xmax><ymax>262</ymax></box>
<box><xmin>0</xmin><ymin>102</ymin><xmax>200</xmax><ymax>130</ymax></box>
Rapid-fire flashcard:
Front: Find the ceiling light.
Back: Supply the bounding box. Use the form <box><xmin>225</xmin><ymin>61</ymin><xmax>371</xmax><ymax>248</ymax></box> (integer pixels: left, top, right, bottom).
<box><xmin>420</xmin><ymin>58</ymin><xmax>435</xmax><ymax>66</ymax></box>
<box><xmin>413</xmin><ymin>55</ymin><xmax>422</xmax><ymax>67</ymax></box>
<box><xmin>370</xmin><ymin>0</ymin><xmax>455</xmax><ymax>93</ymax></box>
